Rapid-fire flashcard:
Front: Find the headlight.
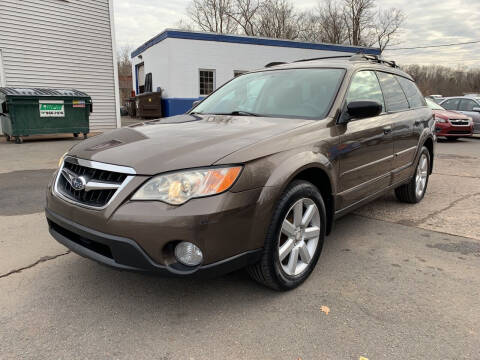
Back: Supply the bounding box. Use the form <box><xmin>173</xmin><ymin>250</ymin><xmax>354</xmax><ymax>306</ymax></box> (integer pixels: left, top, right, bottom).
<box><xmin>434</xmin><ymin>115</ymin><xmax>447</xmax><ymax>123</ymax></box>
<box><xmin>58</xmin><ymin>152</ymin><xmax>68</xmax><ymax>168</ymax></box>
<box><xmin>132</xmin><ymin>166</ymin><xmax>242</xmax><ymax>205</ymax></box>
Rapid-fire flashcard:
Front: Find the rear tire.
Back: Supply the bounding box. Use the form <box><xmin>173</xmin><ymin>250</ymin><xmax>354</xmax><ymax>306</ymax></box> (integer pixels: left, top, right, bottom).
<box><xmin>5</xmin><ymin>134</ymin><xmax>11</xmax><ymax>142</ymax></box>
<box><xmin>395</xmin><ymin>146</ymin><xmax>430</xmax><ymax>203</ymax></box>
<box><xmin>247</xmin><ymin>180</ymin><xmax>326</xmax><ymax>291</ymax></box>
<box><xmin>14</xmin><ymin>136</ymin><xmax>23</xmax><ymax>144</ymax></box>
<box><xmin>83</xmin><ymin>133</ymin><xmax>88</xmax><ymax>139</ymax></box>
<box><xmin>73</xmin><ymin>133</ymin><xmax>79</xmax><ymax>138</ymax></box>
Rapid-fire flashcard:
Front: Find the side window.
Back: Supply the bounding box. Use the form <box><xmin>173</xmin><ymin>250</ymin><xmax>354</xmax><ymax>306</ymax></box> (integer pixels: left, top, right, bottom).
<box><xmin>199</xmin><ymin>69</ymin><xmax>215</xmax><ymax>96</ymax></box>
<box><xmin>441</xmin><ymin>98</ymin><xmax>460</xmax><ymax>110</ymax></box>
<box><xmin>376</xmin><ymin>72</ymin><xmax>409</xmax><ymax>112</ymax></box>
<box><xmin>459</xmin><ymin>99</ymin><xmax>478</xmax><ymax>111</ymax></box>
<box><xmin>397</xmin><ymin>76</ymin><xmax>426</xmax><ymax>108</ymax></box>
<box><xmin>346</xmin><ymin>71</ymin><xmax>385</xmax><ymax>112</ymax></box>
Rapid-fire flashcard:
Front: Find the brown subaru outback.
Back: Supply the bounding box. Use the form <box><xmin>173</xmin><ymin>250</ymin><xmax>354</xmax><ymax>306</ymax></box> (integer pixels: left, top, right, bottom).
<box><xmin>46</xmin><ymin>55</ymin><xmax>435</xmax><ymax>290</ymax></box>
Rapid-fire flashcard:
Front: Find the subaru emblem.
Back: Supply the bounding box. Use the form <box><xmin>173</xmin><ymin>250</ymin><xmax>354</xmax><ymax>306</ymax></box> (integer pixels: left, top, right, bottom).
<box><xmin>71</xmin><ymin>176</ymin><xmax>86</xmax><ymax>191</ymax></box>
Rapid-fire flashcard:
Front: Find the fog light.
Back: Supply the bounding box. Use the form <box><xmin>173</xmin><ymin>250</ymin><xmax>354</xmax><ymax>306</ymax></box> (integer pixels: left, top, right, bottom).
<box><xmin>174</xmin><ymin>242</ymin><xmax>203</xmax><ymax>266</ymax></box>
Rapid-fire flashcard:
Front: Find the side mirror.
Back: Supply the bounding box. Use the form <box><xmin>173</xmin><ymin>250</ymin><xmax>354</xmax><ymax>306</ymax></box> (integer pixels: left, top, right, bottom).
<box><xmin>472</xmin><ymin>107</ymin><xmax>480</xmax><ymax>112</ymax></box>
<box><xmin>338</xmin><ymin>101</ymin><xmax>382</xmax><ymax>124</ymax></box>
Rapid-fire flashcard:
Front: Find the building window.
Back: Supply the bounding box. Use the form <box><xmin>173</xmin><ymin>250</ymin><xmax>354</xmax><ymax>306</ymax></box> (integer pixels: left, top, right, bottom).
<box><xmin>199</xmin><ymin>69</ymin><xmax>215</xmax><ymax>96</ymax></box>
<box><xmin>234</xmin><ymin>70</ymin><xmax>247</xmax><ymax>77</ymax></box>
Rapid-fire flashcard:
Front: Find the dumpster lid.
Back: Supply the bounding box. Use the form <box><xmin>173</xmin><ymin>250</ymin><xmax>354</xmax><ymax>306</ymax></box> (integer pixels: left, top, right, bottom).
<box><xmin>0</xmin><ymin>87</ymin><xmax>90</xmax><ymax>97</ymax></box>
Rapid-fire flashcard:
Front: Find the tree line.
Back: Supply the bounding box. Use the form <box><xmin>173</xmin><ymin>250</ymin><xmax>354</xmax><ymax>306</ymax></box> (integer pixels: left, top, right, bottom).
<box><xmin>403</xmin><ymin>65</ymin><xmax>480</xmax><ymax>97</ymax></box>
<box><xmin>182</xmin><ymin>0</ymin><xmax>405</xmax><ymax>51</ymax></box>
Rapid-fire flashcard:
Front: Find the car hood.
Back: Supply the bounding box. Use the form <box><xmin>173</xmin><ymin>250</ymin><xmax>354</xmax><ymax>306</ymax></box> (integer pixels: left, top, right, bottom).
<box><xmin>69</xmin><ymin>114</ymin><xmax>311</xmax><ymax>175</ymax></box>
<box><xmin>433</xmin><ymin>109</ymin><xmax>470</xmax><ymax>119</ymax></box>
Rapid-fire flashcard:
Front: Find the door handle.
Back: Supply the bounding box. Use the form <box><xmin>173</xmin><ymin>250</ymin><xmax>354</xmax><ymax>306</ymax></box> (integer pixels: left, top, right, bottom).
<box><xmin>383</xmin><ymin>126</ymin><xmax>392</xmax><ymax>135</ymax></box>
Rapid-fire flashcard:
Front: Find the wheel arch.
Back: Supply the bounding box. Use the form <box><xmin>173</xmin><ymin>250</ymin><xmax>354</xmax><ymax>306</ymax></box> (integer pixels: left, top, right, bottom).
<box><xmin>262</xmin><ymin>151</ymin><xmax>336</xmax><ymax>236</ymax></box>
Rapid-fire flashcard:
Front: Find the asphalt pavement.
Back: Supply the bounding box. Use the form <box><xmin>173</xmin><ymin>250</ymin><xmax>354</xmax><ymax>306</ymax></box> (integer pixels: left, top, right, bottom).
<box><xmin>0</xmin><ymin>135</ymin><xmax>479</xmax><ymax>360</ymax></box>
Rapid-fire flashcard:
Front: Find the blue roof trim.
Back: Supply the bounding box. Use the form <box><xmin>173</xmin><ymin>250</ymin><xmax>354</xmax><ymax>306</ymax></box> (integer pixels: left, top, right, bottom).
<box><xmin>131</xmin><ymin>30</ymin><xmax>381</xmax><ymax>58</ymax></box>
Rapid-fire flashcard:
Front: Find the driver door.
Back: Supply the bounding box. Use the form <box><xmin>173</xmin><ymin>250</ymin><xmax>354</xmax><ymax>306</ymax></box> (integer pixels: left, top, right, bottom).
<box><xmin>336</xmin><ymin>70</ymin><xmax>394</xmax><ymax>210</ymax></box>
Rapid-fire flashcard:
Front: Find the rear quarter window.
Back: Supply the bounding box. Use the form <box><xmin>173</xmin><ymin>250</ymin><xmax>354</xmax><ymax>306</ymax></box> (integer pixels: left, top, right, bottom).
<box><xmin>397</xmin><ymin>76</ymin><xmax>426</xmax><ymax>108</ymax></box>
<box><xmin>376</xmin><ymin>72</ymin><xmax>409</xmax><ymax>112</ymax></box>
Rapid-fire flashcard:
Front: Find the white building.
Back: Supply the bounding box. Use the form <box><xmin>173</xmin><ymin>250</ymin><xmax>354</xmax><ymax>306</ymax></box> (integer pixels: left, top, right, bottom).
<box><xmin>131</xmin><ymin>29</ymin><xmax>381</xmax><ymax>117</ymax></box>
<box><xmin>0</xmin><ymin>0</ymin><xmax>120</xmax><ymax>132</ymax></box>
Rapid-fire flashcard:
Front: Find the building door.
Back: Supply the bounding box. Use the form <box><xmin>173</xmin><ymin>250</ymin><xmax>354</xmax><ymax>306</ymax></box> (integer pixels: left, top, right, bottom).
<box><xmin>136</xmin><ymin>63</ymin><xmax>145</xmax><ymax>94</ymax></box>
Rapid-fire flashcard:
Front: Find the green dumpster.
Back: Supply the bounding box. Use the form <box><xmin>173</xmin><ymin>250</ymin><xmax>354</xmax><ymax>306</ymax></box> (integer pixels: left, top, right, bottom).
<box><xmin>0</xmin><ymin>88</ymin><xmax>92</xmax><ymax>143</ymax></box>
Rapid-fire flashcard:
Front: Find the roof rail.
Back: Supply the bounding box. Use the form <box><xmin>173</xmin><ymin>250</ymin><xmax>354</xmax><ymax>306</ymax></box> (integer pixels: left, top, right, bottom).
<box><xmin>265</xmin><ymin>53</ymin><xmax>398</xmax><ymax>69</ymax></box>
<box><xmin>350</xmin><ymin>53</ymin><xmax>399</xmax><ymax>68</ymax></box>
<box><xmin>265</xmin><ymin>61</ymin><xmax>287</xmax><ymax>67</ymax></box>
<box><xmin>294</xmin><ymin>55</ymin><xmax>353</xmax><ymax>63</ymax></box>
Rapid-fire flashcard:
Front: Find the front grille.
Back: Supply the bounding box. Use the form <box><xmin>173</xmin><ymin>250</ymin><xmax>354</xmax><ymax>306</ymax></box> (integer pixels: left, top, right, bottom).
<box><xmin>56</xmin><ymin>159</ymin><xmax>129</xmax><ymax>208</ymax></box>
<box><xmin>450</xmin><ymin>120</ymin><xmax>470</xmax><ymax>126</ymax></box>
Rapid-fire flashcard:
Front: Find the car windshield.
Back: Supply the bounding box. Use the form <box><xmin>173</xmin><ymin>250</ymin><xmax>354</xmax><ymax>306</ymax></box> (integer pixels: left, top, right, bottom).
<box><xmin>426</xmin><ymin>98</ymin><xmax>445</xmax><ymax>110</ymax></box>
<box><xmin>191</xmin><ymin>68</ymin><xmax>346</xmax><ymax>119</ymax></box>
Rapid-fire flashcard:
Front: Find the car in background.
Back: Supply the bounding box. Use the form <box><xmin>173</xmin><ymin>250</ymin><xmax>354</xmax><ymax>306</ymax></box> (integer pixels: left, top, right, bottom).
<box><xmin>426</xmin><ymin>95</ymin><xmax>444</xmax><ymax>104</ymax></box>
<box><xmin>440</xmin><ymin>97</ymin><xmax>480</xmax><ymax>134</ymax></box>
<box><xmin>426</xmin><ymin>98</ymin><xmax>474</xmax><ymax>140</ymax></box>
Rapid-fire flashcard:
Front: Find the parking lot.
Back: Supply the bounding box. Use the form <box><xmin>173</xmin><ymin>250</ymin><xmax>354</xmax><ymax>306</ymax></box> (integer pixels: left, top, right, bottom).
<box><xmin>1</xmin><ymin>135</ymin><xmax>479</xmax><ymax>359</ymax></box>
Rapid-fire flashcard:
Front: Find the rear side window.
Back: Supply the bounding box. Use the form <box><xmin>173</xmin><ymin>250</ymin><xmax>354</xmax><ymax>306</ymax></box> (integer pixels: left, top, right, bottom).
<box><xmin>442</xmin><ymin>98</ymin><xmax>461</xmax><ymax>110</ymax></box>
<box><xmin>397</xmin><ymin>77</ymin><xmax>426</xmax><ymax>108</ymax></box>
<box><xmin>459</xmin><ymin>99</ymin><xmax>478</xmax><ymax>111</ymax></box>
<box><xmin>346</xmin><ymin>70</ymin><xmax>385</xmax><ymax>112</ymax></box>
<box><xmin>376</xmin><ymin>72</ymin><xmax>409</xmax><ymax>112</ymax></box>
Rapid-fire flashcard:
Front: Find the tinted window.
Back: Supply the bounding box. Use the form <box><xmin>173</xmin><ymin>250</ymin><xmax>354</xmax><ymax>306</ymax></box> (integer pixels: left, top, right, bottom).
<box><xmin>376</xmin><ymin>72</ymin><xmax>409</xmax><ymax>112</ymax></box>
<box><xmin>459</xmin><ymin>99</ymin><xmax>478</xmax><ymax>111</ymax></box>
<box><xmin>346</xmin><ymin>71</ymin><xmax>385</xmax><ymax>112</ymax></box>
<box><xmin>397</xmin><ymin>77</ymin><xmax>426</xmax><ymax>108</ymax></box>
<box><xmin>193</xmin><ymin>68</ymin><xmax>345</xmax><ymax>119</ymax></box>
<box><xmin>441</xmin><ymin>98</ymin><xmax>461</xmax><ymax>110</ymax></box>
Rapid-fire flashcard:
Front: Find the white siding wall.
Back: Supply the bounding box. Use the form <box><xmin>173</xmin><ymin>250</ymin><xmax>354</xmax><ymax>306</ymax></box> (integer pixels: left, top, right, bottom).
<box><xmin>0</xmin><ymin>0</ymin><xmax>118</xmax><ymax>131</ymax></box>
<box><xmin>133</xmin><ymin>37</ymin><xmax>357</xmax><ymax>99</ymax></box>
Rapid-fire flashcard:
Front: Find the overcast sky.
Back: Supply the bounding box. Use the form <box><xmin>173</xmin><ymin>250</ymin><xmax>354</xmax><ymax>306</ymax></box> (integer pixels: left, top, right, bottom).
<box><xmin>113</xmin><ymin>0</ymin><xmax>480</xmax><ymax>67</ymax></box>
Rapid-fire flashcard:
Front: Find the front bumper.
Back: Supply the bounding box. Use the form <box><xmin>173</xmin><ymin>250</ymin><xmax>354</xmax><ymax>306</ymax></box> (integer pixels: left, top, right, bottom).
<box><xmin>435</xmin><ymin>123</ymin><xmax>474</xmax><ymax>137</ymax></box>
<box><xmin>46</xmin><ymin>208</ymin><xmax>262</xmax><ymax>277</ymax></box>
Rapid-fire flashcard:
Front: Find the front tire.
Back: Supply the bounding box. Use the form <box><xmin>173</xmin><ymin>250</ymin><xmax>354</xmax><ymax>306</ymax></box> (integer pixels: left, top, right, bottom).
<box><xmin>247</xmin><ymin>180</ymin><xmax>326</xmax><ymax>291</ymax></box>
<box><xmin>395</xmin><ymin>146</ymin><xmax>430</xmax><ymax>203</ymax></box>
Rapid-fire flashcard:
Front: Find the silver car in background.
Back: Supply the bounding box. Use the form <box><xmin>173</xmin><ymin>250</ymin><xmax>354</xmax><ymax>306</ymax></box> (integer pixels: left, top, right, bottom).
<box><xmin>440</xmin><ymin>97</ymin><xmax>480</xmax><ymax>133</ymax></box>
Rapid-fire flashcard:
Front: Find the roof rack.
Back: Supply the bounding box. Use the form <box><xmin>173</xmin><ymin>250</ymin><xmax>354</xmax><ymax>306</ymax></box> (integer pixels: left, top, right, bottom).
<box><xmin>265</xmin><ymin>53</ymin><xmax>399</xmax><ymax>69</ymax></box>
<box><xmin>349</xmin><ymin>53</ymin><xmax>399</xmax><ymax>68</ymax></box>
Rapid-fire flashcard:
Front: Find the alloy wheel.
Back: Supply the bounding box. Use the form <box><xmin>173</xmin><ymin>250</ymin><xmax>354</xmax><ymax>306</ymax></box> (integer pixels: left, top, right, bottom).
<box><xmin>278</xmin><ymin>198</ymin><xmax>321</xmax><ymax>276</ymax></box>
<box><xmin>415</xmin><ymin>153</ymin><xmax>428</xmax><ymax>198</ymax></box>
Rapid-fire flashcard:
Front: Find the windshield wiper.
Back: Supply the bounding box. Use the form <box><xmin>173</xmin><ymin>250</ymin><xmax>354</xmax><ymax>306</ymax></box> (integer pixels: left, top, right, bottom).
<box><xmin>219</xmin><ymin>110</ymin><xmax>259</xmax><ymax>117</ymax></box>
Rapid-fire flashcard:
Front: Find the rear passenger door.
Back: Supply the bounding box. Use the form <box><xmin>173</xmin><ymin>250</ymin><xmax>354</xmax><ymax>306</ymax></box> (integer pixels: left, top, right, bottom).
<box><xmin>376</xmin><ymin>72</ymin><xmax>420</xmax><ymax>183</ymax></box>
<box><xmin>337</xmin><ymin>70</ymin><xmax>393</xmax><ymax>210</ymax></box>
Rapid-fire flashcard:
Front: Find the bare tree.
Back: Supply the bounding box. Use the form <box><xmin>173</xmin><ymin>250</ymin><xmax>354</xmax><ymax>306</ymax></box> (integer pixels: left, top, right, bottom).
<box><xmin>227</xmin><ymin>0</ymin><xmax>261</xmax><ymax>36</ymax></box>
<box><xmin>117</xmin><ymin>45</ymin><xmax>133</xmax><ymax>76</ymax></box>
<box><xmin>374</xmin><ymin>7</ymin><xmax>405</xmax><ymax>51</ymax></box>
<box><xmin>183</xmin><ymin>0</ymin><xmax>405</xmax><ymax>49</ymax></box>
<box><xmin>187</xmin><ymin>0</ymin><xmax>237</xmax><ymax>33</ymax></box>
<box><xmin>256</xmin><ymin>0</ymin><xmax>300</xmax><ymax>39</ymax></box>
<box><xmin>342</xmin><ymin>0</ymin><xmax>375</xmax><ymax>46</ymax></box>
<box><xmin>403</xmin><ymin>64</ymin><xmax>480</xmax><ymax>96</ymax></box>
<box><xmin>319</xmin><ymin>0</ymin><xmax>349</xmax><ymax>44</ymax></box>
